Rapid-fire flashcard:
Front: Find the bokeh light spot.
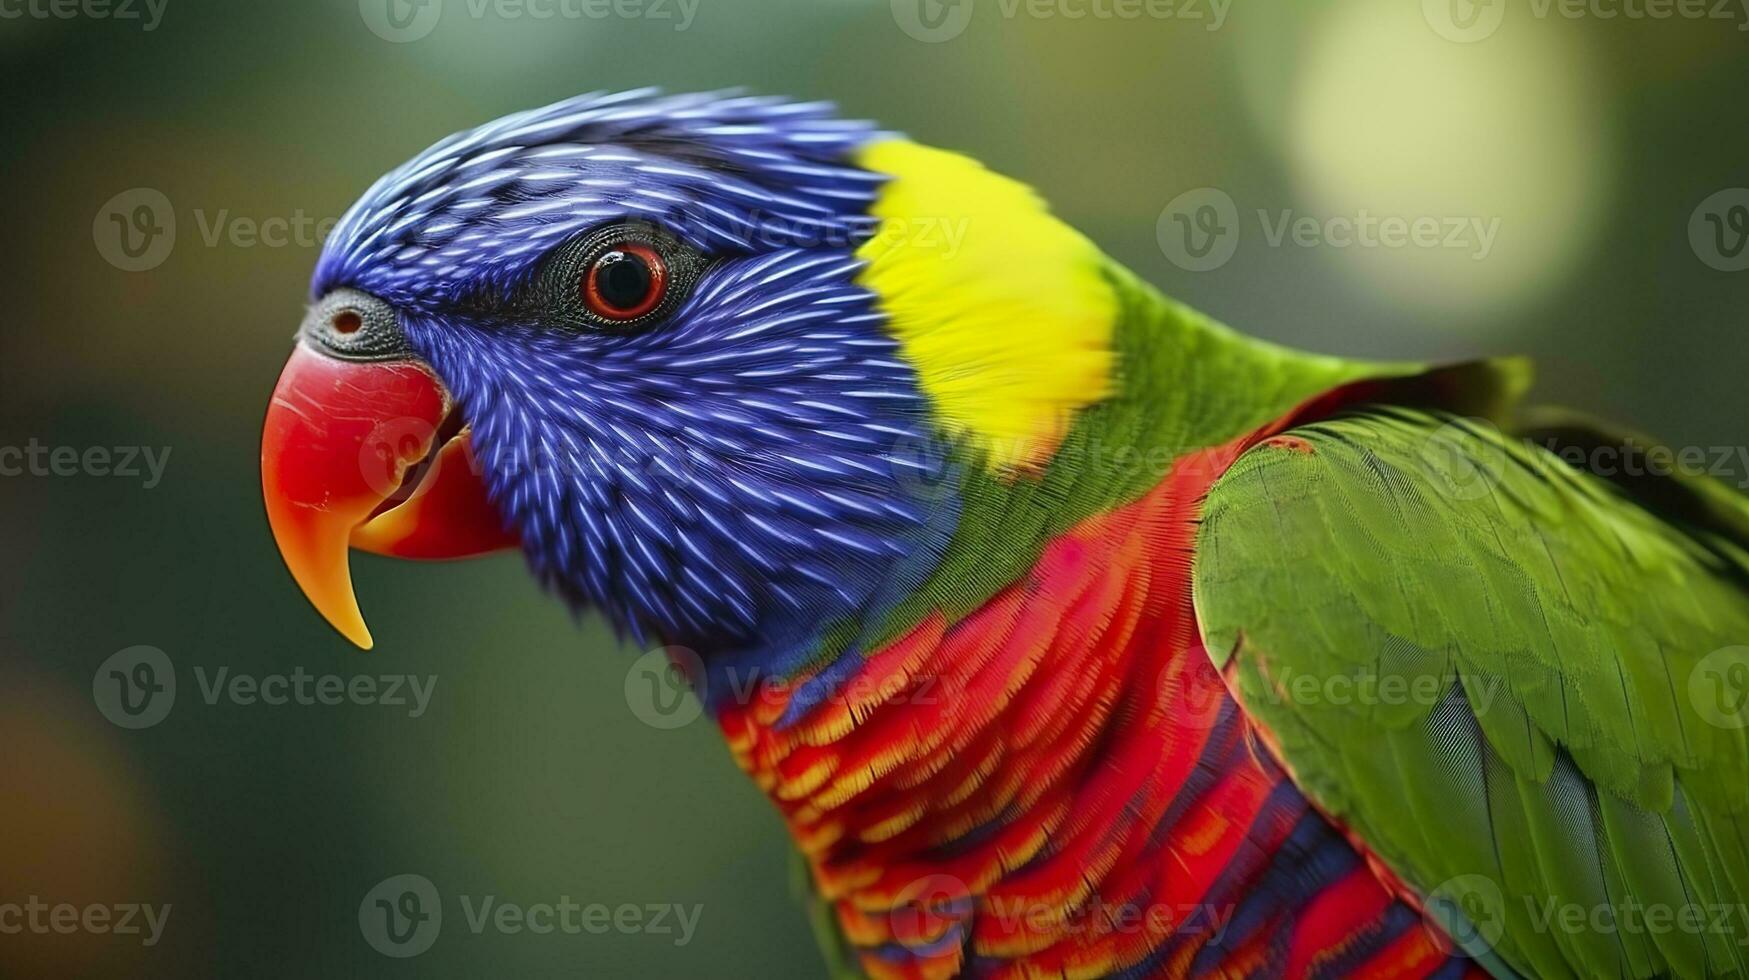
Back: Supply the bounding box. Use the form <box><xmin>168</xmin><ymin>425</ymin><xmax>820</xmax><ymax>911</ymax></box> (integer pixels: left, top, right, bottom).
<box><xmin>1284</xmin><ymin>0</ymin><xmax>1612</xmax><ymax>322</ymax></box>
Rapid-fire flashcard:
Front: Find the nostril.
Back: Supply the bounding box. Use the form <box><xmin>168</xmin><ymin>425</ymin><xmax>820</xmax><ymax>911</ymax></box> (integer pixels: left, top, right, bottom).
<box><xmin>304</xmin><ymin>289</ymin><xmax>408</xmax><ymax>360</ymax></box>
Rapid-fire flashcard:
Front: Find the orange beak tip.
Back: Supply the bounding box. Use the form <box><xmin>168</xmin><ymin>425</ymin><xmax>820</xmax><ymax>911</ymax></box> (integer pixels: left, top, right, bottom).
<box><xmin>262</xmin><ymin>339</ymin><xmax>516</xmax><ymax>650</ymax></box>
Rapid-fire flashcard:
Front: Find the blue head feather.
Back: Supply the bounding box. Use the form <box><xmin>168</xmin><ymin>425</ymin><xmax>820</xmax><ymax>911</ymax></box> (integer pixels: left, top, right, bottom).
<box><xmin>314</xmin><ymin>90</ymin><xmax>958</xmax><ymax>671</ymax></box>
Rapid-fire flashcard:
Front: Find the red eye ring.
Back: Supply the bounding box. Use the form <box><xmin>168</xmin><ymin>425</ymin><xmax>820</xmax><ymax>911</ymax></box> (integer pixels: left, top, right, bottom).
<box><xmin>581</xmin><ymin>242</ymin><xmax>668</xmax><ymax>321</ymax></box>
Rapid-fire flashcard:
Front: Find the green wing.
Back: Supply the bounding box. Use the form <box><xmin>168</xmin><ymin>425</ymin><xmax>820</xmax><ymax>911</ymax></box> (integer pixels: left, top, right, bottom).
<box><xmin>1194</xmin><ymin>404</ymin><xmax>1749</xmax><ymax>979</ymax></box>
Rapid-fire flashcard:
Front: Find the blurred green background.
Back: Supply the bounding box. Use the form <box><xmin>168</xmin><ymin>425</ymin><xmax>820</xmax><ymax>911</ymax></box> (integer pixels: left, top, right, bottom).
<box><xmin>2</xmin><ymin>0</ymin><xmax>1746</xmax><ymax>976</ymax></box>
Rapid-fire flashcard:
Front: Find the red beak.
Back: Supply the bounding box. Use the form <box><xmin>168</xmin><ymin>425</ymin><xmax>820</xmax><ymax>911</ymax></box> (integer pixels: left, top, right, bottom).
<box><xmin>261</xmin><ymin>341</ymin><xmax>517</xmax><ymax>649</ymax></box>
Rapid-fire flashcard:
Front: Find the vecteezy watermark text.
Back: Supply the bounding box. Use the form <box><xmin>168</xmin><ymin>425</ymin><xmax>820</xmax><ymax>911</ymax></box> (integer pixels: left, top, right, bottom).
<box><xmin>358</xmin><ymin>0</ymin><xmax>698</xmax><ymax>42</ymax></box>
<box><xmin>358</xmin><ymin>874</ymin><xmax>701</xmax><ymax>958</ymax></box>
<box><xmin>0</xmin><ymin>0</ymin><xmax>167</xmax><ymax>30</ymax></box>
<box><xmin>457</xmin><ymin>895</ymin><xmax>702</xmax><ymax>943</ymax></box>
<box><xmin>0</xmin><ymin>440</ymin><xmax>171</xmax><ymax>489</ymax></box>
<box><xmin>0</xmin><ymin>898</ymin><xmax>171</xmax><ymax>947</ymax></box>
<box><xmin>191</xmin><ymin>666</ymin><xmax>437</xmax><ymax>718</ymax></box>
<box><xmin>1420</xmin><ymin>418</ymin><xmax>1749</xmax><ymax>506</ymax></box>
<box><xmin>93</xmin><ymin>189</ymin><xmax>339</xmax><ymax>272</ymax></box>
<box><xmin>1424</xmin><ymin>0</ymin><xmax>1749</xmax><ymax>42</ymax></box>
<box><xmin>623</xmin><ymin>646</ymin><xmax>948</xmax><ymax>729</ymax></box>
<box><xmin>891</xmin><ymin>0</ymin><xmax>1229</xmax><ymax>43</ymax></box>
<box><xmin>1430</xmin><ymin>872</ymin><xmax>1749</xmax><ymax>954</ymax></box>
<box><xmin>93</xmin><ymin>647</ymin><xmax>438</xmax><ymax>730</ymax></box>
<box><xmin>1157</xmin><ymin>189</ymin><xmax>1500</xmax><ymax>273</ymax></box>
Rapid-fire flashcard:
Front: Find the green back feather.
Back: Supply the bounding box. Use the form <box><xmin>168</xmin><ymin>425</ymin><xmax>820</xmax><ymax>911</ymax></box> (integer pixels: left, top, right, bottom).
<box><xmin>1196</xmin><ymin>404</ymin><xmax>1749</xmax><ymax>979</ymax></box>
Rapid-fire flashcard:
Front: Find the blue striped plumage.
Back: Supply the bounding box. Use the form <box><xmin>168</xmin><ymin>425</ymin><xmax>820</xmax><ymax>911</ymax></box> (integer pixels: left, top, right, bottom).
<box><xmin>311</xmin><ymin>90</ymin><xmax>958</xmax><ymax>654</ymax></box>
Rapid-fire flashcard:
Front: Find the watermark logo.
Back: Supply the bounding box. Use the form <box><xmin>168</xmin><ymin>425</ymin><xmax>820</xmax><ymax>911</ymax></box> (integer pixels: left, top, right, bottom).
<box><xmin>94</xmin><ymin>190</ymin><xmax>340</xmax><ymax>270</ymax></box>
<box><xmin>889</xmin><ymin>874</ymin><xmax>970</xmax><ymax>950</ymax></box>
<box><xmin>1172</xmin><ymin>647</ymin><xmax>1232</xmax><ymax>734</ymax></box>
<box><xmin>361</xmin><ymin>0</ymin><xmax>699</xmax><ymax>40</ymax></box>
<box><xmin>891</xmin><ymin>0</ymin><xmax>975</xmax><ymax>41</ymax></box>
<box><xmin>1421</xmin><ymin>424</ymin><xmax>1749</xmax><ymax>501</ymax></box>
<box><xmin>92</xmin><ymin>649</ymin><xmax>438</xmax><ymax>728</ymax></box>
<box><xmin>93</xmin><ymin>189</ymin><xmax>174</xmax><ymax>273</ymax></box>
<box><xmin>360</xmin><ymin>417</ymin><xmax>443</xmax><ymax>502</ymax></box>
<box><xmin>359</xmin><ymin>0</ymin><xmax>443</xmax><ymax>40</ymax></box>
<box><xmin>1157</xmin><ymin>188</ymin><xmax>1240</xmax><ymax>273</ymax></box>
<box><xmin>1426</xmin><ymin>0</ymin><xmax>1749</xmax><ymax>41</ymax></box>
<box><xmin>623</xmin><ymin>646</ymin><xmax>705</xmax><ymax>729</ymax></box>
<box><xmin>1690</xmin><ymin>188</ymin><xmax>1749</xmax><ymax>272</ymax></box>
<box><xmin>887</xmin><ymin>873</ymin><xmax>1233</xmax><ymax>950</ymax></box>
<box><xmin>360</xmin><ymin>874</ymin><xmax>443</xmax><ymax>958</ymax></box>
<box><xmin>621</xmin><ymin>646</ymin><xmax>952</xmax><ymax>730</ymax></box>
<box><xmin>1690</xmin><ymin>646</ymin><xmax>1749</xmax><ymax>729</ymax></box>
<box><xmin>888</xmin><ymin>433</ymin><xmax>959</xmax><ymax>502</ymax></box>
<box><xmin>92</xmin><ymin>645</ymin><xmax>176</xmax><ymax>730</ymax></box>
<box><xmin>1426</xmin><ymin>874</ymin><xmax>1507</xmax><ymax>955</ymax></box>
<box><xmin>1158</xmin><ymin>190</ymin><xmax>1498</xmax><ymax>273</ymax></box>
<box><xmin>893</xmin><ymin>0</ymin><xmax>1226</xmax><ymax>41</ymax></box>
<box><xmin>1423</xmin><ymin>0</ymin><xmax>1505</xmax><ymax>42</ymax></box>
<box><xmin>359</xmin><ymin>875</ymin><xmax>702</xmax><ymax>955</ymax></box>
<box><xmin>1419</xmin><ymin>418</ymin><xmax>1509</xmax><ymax>501</ymax></box>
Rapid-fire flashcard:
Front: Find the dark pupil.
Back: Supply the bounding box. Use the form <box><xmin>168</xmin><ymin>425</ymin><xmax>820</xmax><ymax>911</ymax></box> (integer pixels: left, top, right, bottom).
<box><xmin>595</xmin><ymin>251</ymin><xmax>652</xmax><ymax>311</ymax></box>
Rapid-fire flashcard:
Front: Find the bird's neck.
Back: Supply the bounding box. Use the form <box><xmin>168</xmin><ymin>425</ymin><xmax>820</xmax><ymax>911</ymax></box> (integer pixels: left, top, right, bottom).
<box><xmin>714</xmin><ymin>433</ymin><xmax>1467</xmax><ymax>977</ymax></box>
<box><xmin>697</xmin><ymin>267</ymin><xmax>1402</xmax><ymax>687</ymax></box>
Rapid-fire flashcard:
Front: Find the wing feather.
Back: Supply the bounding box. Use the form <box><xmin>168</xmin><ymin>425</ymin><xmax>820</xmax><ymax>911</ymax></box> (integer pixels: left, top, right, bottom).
<box><xmin>1194</xmin><ymin>406</ymin><xmax>1749</xmax><ymax>979</ymax></box>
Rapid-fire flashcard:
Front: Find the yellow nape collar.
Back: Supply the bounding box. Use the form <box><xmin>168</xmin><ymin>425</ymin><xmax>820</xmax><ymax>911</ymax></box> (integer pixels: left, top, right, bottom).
<box><xmin>854</xmin><ymin>140</ymin><xmax>1117</xmax><ymax>471</ymax></box>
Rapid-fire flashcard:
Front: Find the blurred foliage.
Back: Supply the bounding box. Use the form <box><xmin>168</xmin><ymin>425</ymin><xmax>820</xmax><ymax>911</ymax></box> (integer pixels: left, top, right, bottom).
<box><xmin>1</xmin><ymin>0</ymin><xmax>1746</xmax><ymax>976</ymax></box>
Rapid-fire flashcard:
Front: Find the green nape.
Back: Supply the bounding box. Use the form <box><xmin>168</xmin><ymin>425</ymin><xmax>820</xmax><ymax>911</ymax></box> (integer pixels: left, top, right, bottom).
<box><xmin>812</xmin><ymin>258</ymin><xmax>1521</xmax><ymax>665</ymax></box>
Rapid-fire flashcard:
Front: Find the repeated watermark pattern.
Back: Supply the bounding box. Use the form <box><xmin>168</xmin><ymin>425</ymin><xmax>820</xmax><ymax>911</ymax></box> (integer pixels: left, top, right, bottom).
<box><xmin>354</xmin><ymin>420</ymin><xmax>962</xmax><ymax>522</ymax></box>
<box><xmin>0</xmin><ymin>0</ymin><xmax>167</xmax><ymax>30</ymax></box>
<box><xmin>92</xmin><ymin>646</ymin><xmax>177</xmax><ymax>730</ymax></box>
<box><xmin>1254</xmin><ymin>663</ymin><xmax>1505</xmax><ymax>713</ymax></box>
<box><xmin>358</xmin><ymin>874</ymin><xmax>701</xmax><ymax>958</ymax></box>
<box><xmin>1690</xmin><ymin>647</ymin><xmax>1749</xmax><ymax>730</ymax></box>
<box><xmin>1691</xmin><ymin>189</ymin><xmax>1749</xmax><ymax>272</ymax></box>
<box><xmin>358</xmin><ymin>0</ymin><xmax>698</xmax><ymax>43</ymax></box>
<box><xmin>93</xmin><ymin>647</ymin><xmax>437</xmax><ymax>730</ymax></box>
<box><xmin>1424</xmin><ymin>0</ymin><xmax>1749</xmax><ymax>41</ymax></box>
<box><xmin>0</xmin><ymin>898</ymin><xmax>171</xmax><ymax>947</ymax></box>
<box><xmin>93</xmin><ymin>189</ymin><xmax>338</xmax><ymax>272</ymax></box>
<box><xmin>623</xmin><ymin>645</ymin><xmax>948</xmax><ymax>730</ymax></box>
<box><xmin>1419</xmin><ymin>417</ymin><xmax>1749</xmax><ymax>505</ymax></box>
<box><xmin>887</xmin><ymin>873</ymin><xmax>1232</xmax><ymax>951</ymax></box>
<box><xmin>359</xmin><ymin>875</ymin><xmax>443</xmax><ymax>958</ymax></box>
<box><xmin>891</xmin><ymin>0</ymin><xmax>1228</xmax><ymax>42</ymax></box>
<box><xmin>1429</xmin><ymin>873</ymin><xmax>1749</xmax><ymax>956</ymax></box>
<box><xmin>92</xmin><ymin>189</ymin><xmax>175</xmax><ymax>273</ymax></box>
<box><xmin>92</xmin><ymin>193</ymin><xmax>969</xmax><ymax>273</ymax></box>
<box><xmin>1426</xmin><ymin>873</ymin><xmax>1509</xmax><ymax>952</ymax></box>
<box><xmin>1528</xmin><ymin>896</ymin><xmax>1749</xmax><ymax>942</ymax></box>
<box><xmin>1157</xmin><ymin>188</ymin><xmax>1500</xmax><ymax>273</ymax></box>
<box><xmin>623</xmin><ymin>647</ymin><xmax>704</xmax><ymax>729</ymax></box>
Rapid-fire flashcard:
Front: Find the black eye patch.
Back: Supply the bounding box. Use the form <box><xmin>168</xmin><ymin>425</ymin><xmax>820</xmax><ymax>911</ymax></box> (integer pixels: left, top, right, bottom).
<box><xmin>515</xmin><ymin>222</ymin><xmax>709</xmax><ymax>333</ymax></box>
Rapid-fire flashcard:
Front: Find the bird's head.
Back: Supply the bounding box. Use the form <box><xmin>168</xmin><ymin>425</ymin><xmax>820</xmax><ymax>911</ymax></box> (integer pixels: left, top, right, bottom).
<box><xmin>262</xmin><ymin>89</ymin><xmax>1115</xmax><ymax>660</ymax></box>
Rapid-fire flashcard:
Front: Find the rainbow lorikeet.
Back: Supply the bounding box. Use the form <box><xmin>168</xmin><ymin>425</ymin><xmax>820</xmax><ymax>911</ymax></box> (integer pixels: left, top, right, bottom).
<box><xmin>261</xmin><ymin>90</ymin><xmax>1749</xmax><ymax>979</ymax></box>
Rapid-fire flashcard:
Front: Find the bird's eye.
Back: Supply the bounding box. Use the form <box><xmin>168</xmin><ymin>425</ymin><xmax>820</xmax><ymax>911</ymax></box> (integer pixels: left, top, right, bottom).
<box><xmin>581</xmin><ymin>243</ymin><xmax>667</xmax><ymax>321</ymax></box>
<box><xmin>529</xmin><ymin>223</ymin><xmax>703</xmax><ymax>332</ymax></box>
